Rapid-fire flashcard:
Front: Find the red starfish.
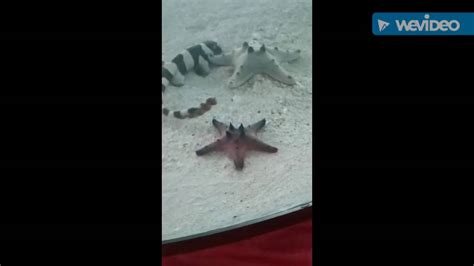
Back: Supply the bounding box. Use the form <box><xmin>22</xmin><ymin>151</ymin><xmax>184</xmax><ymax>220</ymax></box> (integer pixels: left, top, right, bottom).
<box><xmin>196</xmin><ymin>119</ymin><xmax>278</xmax><ymax>170</ymax></box>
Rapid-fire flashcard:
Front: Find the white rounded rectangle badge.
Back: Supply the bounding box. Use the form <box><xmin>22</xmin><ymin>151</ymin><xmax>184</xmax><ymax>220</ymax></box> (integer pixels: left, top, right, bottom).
<box><xmin>373</xmin><ymin>13</ymin><xmax>474</xmax><ymax>35</ymax></box>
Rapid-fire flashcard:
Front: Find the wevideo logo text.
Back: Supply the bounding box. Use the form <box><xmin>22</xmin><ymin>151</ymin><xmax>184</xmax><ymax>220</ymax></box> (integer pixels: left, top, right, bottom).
<box><xmin>373</xmin><ymin>13</ymin><xmax>474</xmax><ymax>35</ymax></box>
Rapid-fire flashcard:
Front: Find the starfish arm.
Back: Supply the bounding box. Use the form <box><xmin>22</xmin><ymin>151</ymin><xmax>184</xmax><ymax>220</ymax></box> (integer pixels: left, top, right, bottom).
<box><xmin>195</xmin><ymin>140</ymin><xmax>222</xmax><ymax>156</ymax></box>
<box><xmin>229</xmin><ymin>148</ymin><xmax>246</xmax><ymax>170</ymax></box>
<box><xmin>245</xmin><ymin>119</ymin><xmax>266</xmax><ymax>135</ymax></box>
<box><xmin>267</xmin><ymin>47</ymin><xmax>301</xmax><ymax>63</ymax></box>
<box><xmin>209</xmin><ymin>52</ymin><xmax>234</xmax><ymax>66</ymax></box>
<box><xmin>246</xmin><ymin>137</ymin><xmax>278</xmax><ymax>153</ymax></box>
<box><xmin>262</xmin><ymin>58</ymin><xmax>297</xmax><ymax>85</ymax></box>
<box><xmin>233</xmin><ymin>157</ymin><xmax>244</xmax><ymax>170</ymax></box>
<box><xmin>212</xmin><ymin>119</ymin><xmax>228</xmax><ymax>135</ymax></box>
<box><xmin>228</xmin><ymin>58</ymin><xmax>256</xmax><ymax>88</ymax></box>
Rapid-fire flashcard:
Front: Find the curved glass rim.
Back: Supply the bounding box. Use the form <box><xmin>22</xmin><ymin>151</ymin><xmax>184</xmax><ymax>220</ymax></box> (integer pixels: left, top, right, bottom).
<box><xmin>162</xmin><ymin>201</ymin><xmax>312</xmax><ymax>245</ymax></box>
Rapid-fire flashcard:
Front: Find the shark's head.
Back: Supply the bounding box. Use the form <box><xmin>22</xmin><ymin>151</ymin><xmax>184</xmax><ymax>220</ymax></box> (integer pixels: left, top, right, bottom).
<box><xmin>204</xmin><ymin>40</ymin><xmax>223</xmax><ymax>55</ymax></box>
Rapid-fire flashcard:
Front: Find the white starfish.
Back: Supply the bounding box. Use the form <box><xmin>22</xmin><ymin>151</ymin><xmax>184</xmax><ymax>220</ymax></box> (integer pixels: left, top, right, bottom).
<box><xmin>209</xmin><ymin>41</ymin><xmax>301</xmax><ymax>88</ymax></box>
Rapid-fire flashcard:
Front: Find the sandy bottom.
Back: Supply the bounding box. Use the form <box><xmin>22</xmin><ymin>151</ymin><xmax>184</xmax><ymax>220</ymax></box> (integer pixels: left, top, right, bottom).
<box><xmin>162</xmin><ymin>0</ymin><xmax>312</xmax><ymax>241</ymax></box>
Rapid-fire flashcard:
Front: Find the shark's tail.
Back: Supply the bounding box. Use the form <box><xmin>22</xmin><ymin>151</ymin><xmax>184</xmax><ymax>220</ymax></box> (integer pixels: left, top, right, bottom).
<box><xmin>162</xmin><ymin>97</ymin><xmax>217</xmax><ymax>119</ymax></box>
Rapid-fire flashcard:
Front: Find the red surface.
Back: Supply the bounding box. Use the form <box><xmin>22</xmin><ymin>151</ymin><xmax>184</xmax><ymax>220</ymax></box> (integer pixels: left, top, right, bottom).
<box><xmin>162</xmin><ymin>207</ymin><xmax>312</xmax><ymax>266</ymax></box>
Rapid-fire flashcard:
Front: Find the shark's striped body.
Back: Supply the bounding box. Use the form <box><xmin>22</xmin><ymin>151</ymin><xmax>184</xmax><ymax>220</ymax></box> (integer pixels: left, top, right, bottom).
<box><xmin>162</xmin><ymin>41</ymin><xmax>223</xmax><ymax>119</ymax></box>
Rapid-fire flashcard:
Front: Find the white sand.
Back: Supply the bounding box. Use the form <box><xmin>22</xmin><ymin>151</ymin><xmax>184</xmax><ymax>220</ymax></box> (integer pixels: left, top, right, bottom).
<box><xmin>162</xmin><ymin>0</ymin><xmax>312</xmax><ymax>241</ymax></box>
